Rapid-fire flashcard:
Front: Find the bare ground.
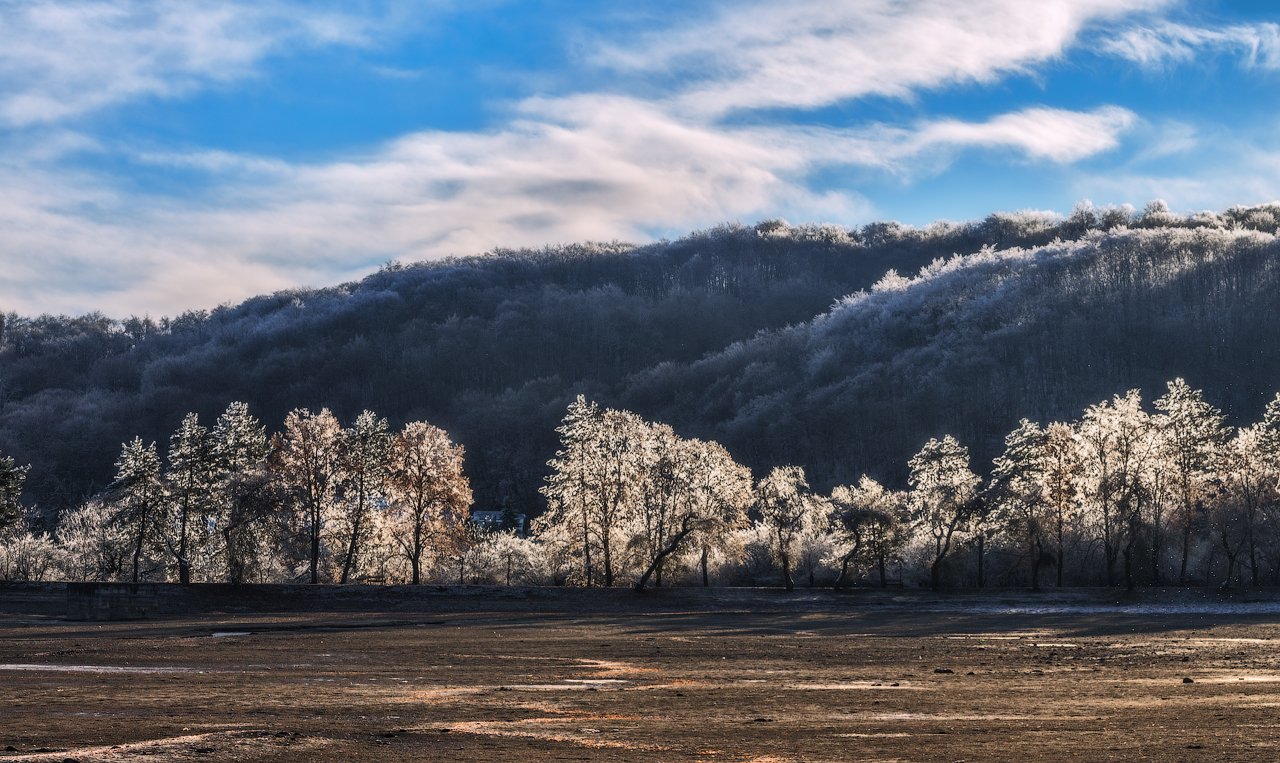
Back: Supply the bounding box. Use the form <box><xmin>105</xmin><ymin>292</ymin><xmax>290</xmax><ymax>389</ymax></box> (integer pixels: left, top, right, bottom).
<box><xmin>3</xmin><ymin>586</ymin><xmax>1280</xmax><ymax>761</ymax></box>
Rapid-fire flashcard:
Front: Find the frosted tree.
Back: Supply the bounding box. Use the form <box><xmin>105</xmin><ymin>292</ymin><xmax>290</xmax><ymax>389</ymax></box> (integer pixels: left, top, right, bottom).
<box><xmin>334</xmin><ymin>410</ymin><xmax>391</xmax><ymax>584</ymax></box>
<box><xmin>633</xmin><ymin>432</ymin><xmax>752</xmax><ymax>591</ymax></box>
<box><xmin>472</xmin><ymin>531</ymin><xmax>546</xmax><ymax>586</ymax></box>
<box><xmin>756</xmin><ymin>465</ymin><xmax>821</xmax><ymax>591</ymax></box>
<box><xmin>538</xmin><ymin>398</ymin><xmax>645</xmax><ymax>586</ymax></box>
<box><xmin>210</xmin><ymin>402</ymin><xmax>273</xmax><ymax>583</ymax></box>
<box><xmin>0</xmin><ymin>530</ymin><xmax>59</xmax><ymax>582</ymax></box>
<box><xmin>830</xmin><ymin>476</ymin><xmax>907</xmax><ymax>588</ymax></box>
<box><xmin>1154</xmin><ymin>379</ymin><xmax>1228</xmax><ymax>584</ymax></box>
<box><xmin>0</xmin><ymin>453</ymin><xmax>29</xmax><ymax>541</ymax></box>
<box><xmin>112</xmin><ymin>437</ymin><xmax>166</xmax><ymax>582</ymax></box>
<box><xmin>1096</xmin><ymin>391</ymin><xmax>1155</xmax><ymax>588</ymax></box>
<box><xmin>272</xmin><ymin>408</ymin><xmax>343</xmax><ymax>583</ymax></box>
<box><xmin>908</xmin><ymin>435</ymin><xmax>980</xmax><ymax>590</ymax></box>
<box><xmin>165</xmin><ymin>413</ymin><xmax>218</xmax><ymax>584</ymax></box>
<box><xmin>633</xmin><ymin>422</ymin><xmax>684</xmax><ymax>589</ymax></box>
<box><xmin>1216</xmin><ymin>426</ymin><xmax>1275</xmax><ymax>585</ymax></box>
<box><xmin>1042</xmin><ymin>422</ymin><xmax>1082</xmax><ymax>587</ymax></box>
<box><xmin>56</xmin><ymin>499</ymin><xmax>130</xmax><ymax>581</ymax></box>
<box><xmin>1078</xmin><ymin>391</ymin><xmax>1152</xmax><ymax>587</ymax></box>
<box><xmin>387</xmin><ymin>421</ymin><xmax>472</xmax><ymax>584</ymax></box>
<box><xmin>990</xmin><ymin>419</ymin><xmax>1051</xmax><ymax>590</ymax></box>
<box><xmin>684</xmin><ymin>439</ymin><xmax>753</xmax><ymax>588</ymax></box>
<box><xmin>538</xmin><ymin>396</ymin><xmax>603</xmax><ymax>585</ymax></box>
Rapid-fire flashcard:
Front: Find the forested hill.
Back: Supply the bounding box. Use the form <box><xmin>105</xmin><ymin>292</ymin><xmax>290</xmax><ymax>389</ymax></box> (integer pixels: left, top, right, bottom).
<box><xmin>3</xmin><ymin>203</ymin><xmax>1280</xmax><ymax>519</ymax></box>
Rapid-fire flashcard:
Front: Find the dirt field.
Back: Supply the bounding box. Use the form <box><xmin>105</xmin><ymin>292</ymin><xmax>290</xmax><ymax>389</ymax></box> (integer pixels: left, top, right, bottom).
<box><xmin>3</xmin><ymin>586</ymin><xmax>1280</xmax><ymax>762</ymax></box>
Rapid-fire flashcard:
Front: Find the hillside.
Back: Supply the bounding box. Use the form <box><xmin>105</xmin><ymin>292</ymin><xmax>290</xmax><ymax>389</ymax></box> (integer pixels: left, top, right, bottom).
<box><xmin>3</xmin><ymin>204</ymin><xmax>1279</xmax><ymax>518</ymax></box>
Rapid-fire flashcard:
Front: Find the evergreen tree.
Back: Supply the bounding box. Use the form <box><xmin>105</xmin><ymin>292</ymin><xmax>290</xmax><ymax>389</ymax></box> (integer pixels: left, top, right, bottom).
<box><xmin>991</xmin><ymin>419</ymin><xmax>1050</xmax><ymax>590</ymax></box>
<box><xmin>211</xmin><ymin>401</ymin><xmax>272</xmax><ymax>583</ymax></box>
<box><xmin>112</xmin><ymin>437</ymin><xmax>165</xmax><ymax>583</ymax></box>
<box><xmin>166</xmin><ymin>413</ymin><xmax>216</xmax><ymax>584</ymax></box>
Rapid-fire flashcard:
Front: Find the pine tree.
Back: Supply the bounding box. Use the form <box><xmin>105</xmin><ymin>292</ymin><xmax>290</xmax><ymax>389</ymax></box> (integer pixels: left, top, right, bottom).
<box><xmin>112</xmin><ymin>437</ymin><xmax>165</xmax><ymax>583</ymax></box>
<box><xmin>991</xmin><ymin>419</ymin><xmax>1050</xmax><ymax>590</ymax></box>
<box><xmin>211</xmin><ymin>402</ymin><xmax>272</xmax><ymax>583</ymax></box>
<box><xmin>166</xmin><ymin>413</ymin><xmax>216</xmax><ymax>584</ymax></box>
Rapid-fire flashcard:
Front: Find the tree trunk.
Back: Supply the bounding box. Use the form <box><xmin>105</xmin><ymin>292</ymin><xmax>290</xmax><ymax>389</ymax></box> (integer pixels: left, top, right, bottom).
<box><xmin>976</xmin><ymin>534</ymin><xmax>985</xmax><ymax>589</ymax></box>
<box><xmin>178</xmin><ymin>492</ymin><xmax>191</xmax><ymax>586</ymax></box>
<box><xmin>835</xmin><ymin>555</ymin><xmax>852</xmax><ymax>589</ymax></box>
<box><xmin>1056</xmin><ymin>513</ymin><xmax>1065</xmax><ymax>588</ymax></box>
<box><xmin>581</xmin><ymin>505</ymin><xmax>593</xmax><ymax>587</ymax></box>
<box><xmin>309</xmin><ymin>505</ymin><xmax>320</xmax><ymax>585</ymax></box>
<box><xmin>878</xmin><ymin>550</ymin><xmax>887</xmax><ymax>588</ymax></box>
<box><xmin>635</xmin><ymin>523</ymin><xmax>696</xmax><ymax>592</ymax></box>
<box><xmin>781</xmin><ymin>552</ymin><xmax>794</xmax><ymax>592</ymax></box>
<box><xmin>602</xmin><ymin>534</ymin><xmax>614</xmax><ymax>588</ymax></box>
<box><xmin>340</xmin><ymin>511</ymin><xmax>362</xmax><ymax>584</ymax></box>
<box><xmin>411</xmin><ymin>519</ymin><xmax>423</xmax><ymax>585</ymax></box>
<box><xmin>700</xmin><ymin>545</ymin><xmax>710</xmax><ymax>587</ymax></box>
<box><xmin>131</xmin><ymin>503</ymin><xmax>149</xmax><ymax>584</ymax></box>
<box><xmin>1179</xmin><ymin>518</ymin><xmax>1191</xmax><ymax>586</ymax></box>
<box><xmin>1030</xmin><ymin>538</ymin><xmax>1041</xmax><ymax>592</ymax></box>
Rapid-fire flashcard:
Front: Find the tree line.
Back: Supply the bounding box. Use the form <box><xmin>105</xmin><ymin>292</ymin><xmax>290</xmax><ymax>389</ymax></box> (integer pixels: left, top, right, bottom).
<box><xmin>6</xmin><ymin>202</ymin><xmax>1280</xmax><ymax>529</ymax></box>
<box><xmin>0</xmin><ymin>404</ymin><xmax>472</xmax><ymax>585</ymax></box>
<box><xmin>3</xmin><ymin>377</ymin><xmax>1279</xmax><ymax>590</ymax></box>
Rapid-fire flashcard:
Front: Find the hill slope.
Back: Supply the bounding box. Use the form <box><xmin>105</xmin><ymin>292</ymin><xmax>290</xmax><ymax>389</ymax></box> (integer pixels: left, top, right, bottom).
<box><xmin>2</xmin><ymin>206</ymin><xmax>1279</xmax><ymax>516</ymax></box>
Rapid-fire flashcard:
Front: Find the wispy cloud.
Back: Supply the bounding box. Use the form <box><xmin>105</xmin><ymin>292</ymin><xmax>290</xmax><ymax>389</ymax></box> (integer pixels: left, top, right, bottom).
<box><xmin>0</xmin><ymin>0</ymin><xmax>390</xmax><ymax>127</ymax></box>
<box><xmin>1103</xmin><ymin>20</ymin><xmax>1280</xmax><ymax>70</ymax></box>
<box><xmin>597</xmin><ymin>0</ymin><xmax>1169</xmax><ymax>117</ymax></box>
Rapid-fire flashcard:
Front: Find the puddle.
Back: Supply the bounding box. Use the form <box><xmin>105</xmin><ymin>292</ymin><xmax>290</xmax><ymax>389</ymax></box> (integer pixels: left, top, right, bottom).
<box><xmin>210</xmin><ymin>631</ymin><xmax>253</xmax><ymax>638</ymax></box>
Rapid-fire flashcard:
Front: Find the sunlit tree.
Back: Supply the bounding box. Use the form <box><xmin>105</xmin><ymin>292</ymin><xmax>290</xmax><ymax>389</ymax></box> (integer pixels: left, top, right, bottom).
<box><xmin>387</xmin><ymin>421</ymin><xmax>472</xmax><ymax>584</ymax></box>
<box><xmin>272</xmin><ymin>408</ymin><xmax>343</xmax><ymax>583</ymax></box>
<box><xmin>908</xmin><ymin>435</ymin><xmax>980</xmax><ymax>590</ymax></box>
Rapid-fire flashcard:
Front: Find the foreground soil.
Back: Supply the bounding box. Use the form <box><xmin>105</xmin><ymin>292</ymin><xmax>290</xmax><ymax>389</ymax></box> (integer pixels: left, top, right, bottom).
<box><xmin>3</xmin><ymin>587</ymin><xmax>1280</xmax><ymax>762</ymax></box>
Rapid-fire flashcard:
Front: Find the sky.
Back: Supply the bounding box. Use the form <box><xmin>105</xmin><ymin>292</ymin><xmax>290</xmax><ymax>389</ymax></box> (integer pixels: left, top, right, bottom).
<box><xmin>1</xmin><ymin>0</ymin><xmax>1278</xmax><ymax>317</ymax></box>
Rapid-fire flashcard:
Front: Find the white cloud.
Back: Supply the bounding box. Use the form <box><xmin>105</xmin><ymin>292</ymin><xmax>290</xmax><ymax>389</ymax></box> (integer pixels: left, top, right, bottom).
<box><xmin>0</xmin><ymin>0</ymin><xmax>387</xmax><ymax>127</ymax></box>
<box><xmin>749</xmin><ymin>106</ymin><xmax>1137</xmax><ymax>173</ymax></box>
<box><xmin>1103</xmin><ymin>21</ymin><xmax>1280</xmax><ymax>70</ymax></box>
<box><xmin>0</xmin><ymin>96</ymin><xmax>874</xmax><ymax>316</ymax></box>
<box><xmin>597</xmin><ymin>0</ymin><xmax>1169</xmax><ymax>117</ymax></box>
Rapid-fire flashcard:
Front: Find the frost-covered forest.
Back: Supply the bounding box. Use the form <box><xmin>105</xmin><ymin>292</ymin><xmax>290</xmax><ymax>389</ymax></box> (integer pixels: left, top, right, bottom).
<box><xmin>2</xmin><ymin>377</ymin><xmax>1280</xmax><ymax>589</ymax></box>
<box><xmin>3</xmin><ymin>202</ymin><xmax>1280</xmax><ymax>587</ymax></box>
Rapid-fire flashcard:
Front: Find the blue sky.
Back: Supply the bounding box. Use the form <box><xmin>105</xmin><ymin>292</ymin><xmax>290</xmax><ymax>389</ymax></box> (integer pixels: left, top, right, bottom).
<box><xmin>1</xmin><ymin>0</ymin><xmax>1278</xmax><ymax>316</ymax></box>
